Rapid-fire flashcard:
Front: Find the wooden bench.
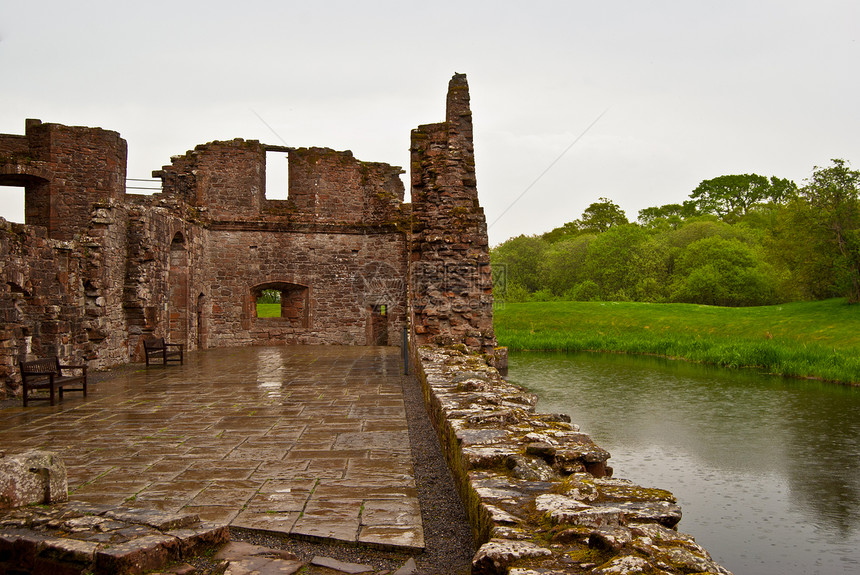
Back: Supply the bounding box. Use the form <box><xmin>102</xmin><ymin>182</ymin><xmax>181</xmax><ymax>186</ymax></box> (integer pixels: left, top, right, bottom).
<box><xmin>143</xmin><ymin>337</ymin><xmax>184</xmax><ymax>366</ymax></box>
<box><xmin>19</xmin><ymin>357</ymin><xmax>87</xmax><ymax>407</ymax></box>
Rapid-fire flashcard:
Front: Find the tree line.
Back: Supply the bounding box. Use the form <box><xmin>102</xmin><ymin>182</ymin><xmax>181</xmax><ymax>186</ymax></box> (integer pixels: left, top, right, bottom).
<box><xmin>491</xmin><ymin>159</ymin><xmax>860</xmax><ymax>306</ymax></box>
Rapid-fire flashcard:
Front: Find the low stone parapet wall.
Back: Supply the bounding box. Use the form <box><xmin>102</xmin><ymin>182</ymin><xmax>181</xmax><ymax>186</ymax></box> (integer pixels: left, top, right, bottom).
<box><xmin>414</xmin><ymin>345</ymin><xmax>732</xmax><ymax>575</ymax></box>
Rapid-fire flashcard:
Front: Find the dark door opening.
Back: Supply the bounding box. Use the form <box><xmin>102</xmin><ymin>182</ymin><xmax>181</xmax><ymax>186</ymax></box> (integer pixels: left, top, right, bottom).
<box><xmin>370</xmin><ymin>304</ymin><xmax>388</xmax><ymax>346</ymax></box>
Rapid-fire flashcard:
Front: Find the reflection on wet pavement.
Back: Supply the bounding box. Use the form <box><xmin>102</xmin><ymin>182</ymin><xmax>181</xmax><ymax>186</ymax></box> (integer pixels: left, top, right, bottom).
<box><xmin>0</xmin><ymin>346</ymin><xmax>423</xmax><ymax>550</ymax></box>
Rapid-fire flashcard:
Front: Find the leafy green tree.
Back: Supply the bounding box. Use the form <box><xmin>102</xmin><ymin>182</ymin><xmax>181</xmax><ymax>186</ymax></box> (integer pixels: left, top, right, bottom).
<box><xmin>565</xmin><ymin>280</ymin><xmax>601</xmax><ymax>301</ymax></box>
<box><xmin>541</xmin><ymin>220</ymin><xmax>581</xmax><ymax>243</ymax></box>
<box><xmin>542</xmin><ymin>198</ymin><xmax>628</xmax><ymax>242</ymax></box>
<box><xmin>582</xmin><ymin>224</ymin><xmax>648</xmax><ymax>300</ymax></box>
<box><xmin>637</xmin><ymin>201</ymin><xmax>699</xmax><ymax>227</ymax></box>
<box><xmin>691</xmin><ymin>174</ymin><xmax>797</xmax><ymax>219</ymax></box>
<box><xmin>578</xmin><ymin>197</ymin><xmax>629</xmax><ymax>233</ymax></box>
<box><xmin>540</xmin><ymin>235</ymin><xmax>594</xmax><ymax>296</ymax></box>
<box><xmin>670</xmin><ymin>236</ymin><xmax>776</xmax><ymax>306</ymax></box>
<box><xmin>766</xmin><ymin>197</ymin><xmax>842</xmax><ymax>300</ymax></box>
<box><xmin>258</xmin><ymin>289</ymin><xmax>281</xmax><ymax>303</ymax></box>
<box><xmin>499</xmin><ymin>282</ymin><xmax>531</xmax><ymax>303</ymax></box>
<box><xmin>490</xmin><ymin>235</ymin><xmax>548</xmax><ymax>293</ymax></box>
<box><xmin>799</xmin><ymin>159</ymin><xmax>860</xmax><ymax>302</ymax></box>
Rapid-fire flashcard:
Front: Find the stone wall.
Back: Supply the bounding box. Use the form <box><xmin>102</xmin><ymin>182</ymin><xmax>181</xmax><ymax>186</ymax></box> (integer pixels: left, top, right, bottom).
<box><xmin>3</xmin><ymin>120</ymin><xmax>127</xmax><ymax>241</ymax></box>
<box><xmin>202</xmin><ymin>227</ymin><xmax>407</xmax><ymax>347</ymax></box>
<box><xmin>1</xmin><ymin>99</ymin><xmax>415</xmax><ymax>397</ymax></box>
<box><xmin>410</xmin><ymin>74</ymin><xmax>496</xmax><ymax>355</ymax></box>
<box><xmin>0</xmin><ymin>220</ymin><xmax>90</xmax><ymax>395</ymax></box>
<box><xmin>152</xmin><ymin>137</ymin><xmax>410</xmax><ymax>350</ymax></box>
<box><xmin>413</xmin><ymin>344</ymin><xmax>732</xmax><ymax>575</ymax></box>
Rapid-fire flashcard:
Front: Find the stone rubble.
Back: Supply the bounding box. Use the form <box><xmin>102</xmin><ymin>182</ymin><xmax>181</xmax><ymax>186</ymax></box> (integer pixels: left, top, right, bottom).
<box><xmin>414</xmin><ymin>344</ymin><xmax>733</xmax><ymax>575</ymax></box>
<box><xmin>0</xmin><ymin>501</ymin><xmax>228</xmax><ymax>574</ymax></box>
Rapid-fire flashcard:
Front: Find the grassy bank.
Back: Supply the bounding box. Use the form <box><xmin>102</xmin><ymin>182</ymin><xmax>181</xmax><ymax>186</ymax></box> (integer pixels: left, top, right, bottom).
<box><xmin>257</xmin><ymin>303</ymin><xmax>280</xmax><ymax>318</ymax></box>
<box><xmin>494</xmin><ymin>299</ymin><xmax>860</xmax><ymax>385</ymax></box>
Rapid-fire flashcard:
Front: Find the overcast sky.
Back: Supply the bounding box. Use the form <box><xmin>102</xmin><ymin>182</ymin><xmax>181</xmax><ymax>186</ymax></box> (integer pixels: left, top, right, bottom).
<box><xmin>1</xmin><ymin>0</ymin><xmax>858</xmax><ymax>246</ymax></box>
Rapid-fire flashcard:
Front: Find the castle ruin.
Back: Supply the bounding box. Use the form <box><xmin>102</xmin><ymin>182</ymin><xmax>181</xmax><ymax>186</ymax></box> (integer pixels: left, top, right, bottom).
<box><xmin>0</xmin><ymin>74</ymin><xmax>496</xmax><ymax>399</ymax></box>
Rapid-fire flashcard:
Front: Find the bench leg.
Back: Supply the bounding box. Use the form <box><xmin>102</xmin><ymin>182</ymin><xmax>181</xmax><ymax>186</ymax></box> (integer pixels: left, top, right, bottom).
<box><xmin>49</xmin><ymin>381</ymin><xmax>55</xmax><ymax>406</ymax></box>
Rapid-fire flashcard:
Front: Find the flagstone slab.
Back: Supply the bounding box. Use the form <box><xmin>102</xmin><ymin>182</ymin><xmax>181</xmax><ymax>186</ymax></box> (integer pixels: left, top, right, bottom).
<box><xmin>232</xmin><ymin>510</ymin><xmax>301</xmax><ymax>533</ymax></box>
<box><xmin>0</xmin><ymin>347</ymin><xmax>424</xmax><ymax>551</ymax></box>
<box><xmin>358</xmin><ymin>525</ymin><xmax>425</xmax><ymax>552</ymax></box>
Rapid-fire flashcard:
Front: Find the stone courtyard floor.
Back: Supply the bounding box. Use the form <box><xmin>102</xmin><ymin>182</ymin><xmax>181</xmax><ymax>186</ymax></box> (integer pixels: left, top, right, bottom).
<box><xmin>0</xmin><ymin>346</ymin><xmax>424</xmax><ymax>552</ymax></box>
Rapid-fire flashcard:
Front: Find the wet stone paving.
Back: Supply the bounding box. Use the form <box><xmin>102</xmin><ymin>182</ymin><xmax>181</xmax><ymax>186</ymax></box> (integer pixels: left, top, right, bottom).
<box><xmin>0</xmin><ymin>346</ymin><xmax>424</xmax><ymax>551</ymax></box>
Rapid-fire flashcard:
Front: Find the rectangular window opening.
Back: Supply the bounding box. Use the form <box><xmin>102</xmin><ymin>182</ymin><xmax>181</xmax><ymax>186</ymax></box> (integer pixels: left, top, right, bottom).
<box><xmin>0</xmin><ymin>186</ymin><xmax>26</xmax><ymax>223</ymax></box>
<box><xmin>257</xmin><ymin>289</ymin><xmax>282</xmax><ymax>318</ymax></box>
<box><xmin>265</xmin><ymin>151</ymin><xmax>289</xmax><ymax>200</ymax></box>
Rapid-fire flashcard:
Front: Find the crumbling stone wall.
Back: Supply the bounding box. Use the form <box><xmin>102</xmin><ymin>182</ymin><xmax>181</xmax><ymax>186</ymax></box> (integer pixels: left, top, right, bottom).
<box><xmin>0</xmin><ymin>220</ymin><xmax>91</xmax><ymax>395</ymax></box>
<box><xmin>0</xmin><ymin>120</ymin><xmax>127</xmax><ymax>241</ymax></box>
<box><xmin>1</xmin><ymin>103</ymin><xmax>416</xmax><ymax>397</ymax></box>
<box><xmin>410</xmin><ymin>74</ymin><xmax>496</xmax><ymax>355</ymax></box>
<box><xmin>119</xmin><ymin>200</ymin><xmax>205</xmax><ymax>362</ymax></box>
<box><xmin>152</xmin><ymin>138</ymin><xmax>409</xmax><ymax>351</ymax></box>
<box><xmin>414</xmin><ymin>345</ymin><xmax>732</xmax><ymax>575</ymax></box>
<box><xmin>155</xmin><ymin>139</ymin><xmax>265</xmax><ymax>220</ymax></box>
<box><xmin>0</xmin><ymin>74</ymin><xmax>492</xmax><ymax>399</ymax></box>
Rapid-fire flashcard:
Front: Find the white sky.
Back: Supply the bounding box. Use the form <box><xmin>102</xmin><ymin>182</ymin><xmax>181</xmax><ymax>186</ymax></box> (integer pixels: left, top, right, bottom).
<box><xmin>1</xmin><ymin>0</ymin><xmax>857</xmax><ymax>246</ymax></box>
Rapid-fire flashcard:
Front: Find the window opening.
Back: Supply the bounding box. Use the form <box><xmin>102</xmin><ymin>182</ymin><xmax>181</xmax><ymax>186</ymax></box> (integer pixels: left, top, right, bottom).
<box><xmin>265</xmin><ymin>151</ymin><xmax>289</xmax><ymax>200</ymax></box>
<box><xmin>0</xmin><ymin>186</ymin><xmax>25</xmax><ymax>223</ymax></box>
<box><xmin>254</xmin><ymin>283</ymin><xmax>309</xmax><ymax>328</ymax></box>
<box><xmin>256</xmin><ymin>289</ymin><xmax>282</xmax><ymax>318</ymax></box>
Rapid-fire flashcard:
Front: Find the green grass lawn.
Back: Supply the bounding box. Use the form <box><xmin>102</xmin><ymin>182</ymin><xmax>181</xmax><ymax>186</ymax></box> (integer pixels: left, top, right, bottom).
<box><xmin>256</xmin><ymin>303</ymin><xmax>280</xmax><ymax>318</ymax></box>
<box><xmin>494</xmin><ymin>299</ymin><xmax>860</xmax><ymax>384</ymax></box>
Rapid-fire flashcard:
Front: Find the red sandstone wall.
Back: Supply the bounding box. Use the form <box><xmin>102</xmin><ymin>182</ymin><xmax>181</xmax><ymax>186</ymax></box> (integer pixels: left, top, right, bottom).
<box><xmin>0</xmin><ymin>221</ymin><xmax>92</xmax><ymax>397</ymax></box>
<box><xmin>1</xmin><ymin>74</ymin><xmax>493</xmax><ymax>398</ymax></box>
<box><xmin>154</xmin><ymin>139</ymin><xmax>265</xmax><ymax>219</ymax></box>
<box><xmin>410</xmin><ymin>74</ymin><xmax>495</xmax><ymax>354</ymax></box>
<box><xmin>23</xmin><ymin>121</ymin><xmax>127</xmax><ymax>241</ymax></box>
<box><xmin>286</xmin><ymin>149</ymin><xmax>404</xmax><ymax>224</ymax></box>
<box><xmin>0</xmin><ymin>134</ymin><xmax>28</xmax><ymax>158</ymax></box>
<box><xmin>203</xmin><ymin>228</ymin><xmax>407</xmax><ymax>347</ymax></box>
<box><xmin>121</xmin><ymin>200</ymin><xmax>208</xmax><ymax>360</ymax></box>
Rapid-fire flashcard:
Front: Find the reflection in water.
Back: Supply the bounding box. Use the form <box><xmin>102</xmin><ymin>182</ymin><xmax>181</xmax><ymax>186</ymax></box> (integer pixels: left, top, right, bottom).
<box><xmin>508</xmin><ymin>351</ymin><xmax>860</xmax><ymax>575</ymax></box>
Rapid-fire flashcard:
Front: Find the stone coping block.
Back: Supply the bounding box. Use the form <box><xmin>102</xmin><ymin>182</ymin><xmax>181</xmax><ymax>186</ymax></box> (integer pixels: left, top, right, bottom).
<box><xmin>414</xmin><ymin>344</ymin><xmax>733</xmax><ymax>575</ymax></box>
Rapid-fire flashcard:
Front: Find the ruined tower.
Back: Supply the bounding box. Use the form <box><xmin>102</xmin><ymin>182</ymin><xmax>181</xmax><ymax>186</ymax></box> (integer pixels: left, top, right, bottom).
<box><xmin>410</xmin><ymin>74</ymin><xmax>496</xmax><ymax>355</ymax></box>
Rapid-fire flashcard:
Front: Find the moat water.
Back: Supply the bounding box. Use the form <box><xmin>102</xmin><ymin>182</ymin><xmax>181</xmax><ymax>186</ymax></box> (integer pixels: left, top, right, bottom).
<box><xmin>508</xmin><ymin>351</ymin><xmax>860</xmax><ymax>575</ymax></box>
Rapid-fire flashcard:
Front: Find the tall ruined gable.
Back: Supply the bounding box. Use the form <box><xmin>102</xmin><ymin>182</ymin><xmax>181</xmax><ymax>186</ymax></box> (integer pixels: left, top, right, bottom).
<box><xmin>410</xmin><ymin>73</ymin><xmax>496</xmax><ymax>355</ymax></box>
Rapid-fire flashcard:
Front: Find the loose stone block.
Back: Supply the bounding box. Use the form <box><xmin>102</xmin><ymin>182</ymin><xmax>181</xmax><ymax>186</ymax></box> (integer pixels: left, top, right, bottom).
<box><xmin>0</xmin><ymin>451</ymin><xmax>68</xmax><ymax>509</ymax></box>
<box><xmin>471</xmin><ymin>539</ymin><xmax>553</xmax><ymax>575</ymax></box>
